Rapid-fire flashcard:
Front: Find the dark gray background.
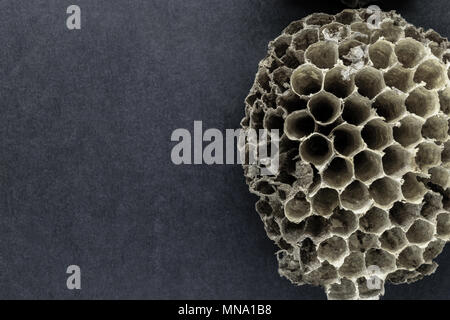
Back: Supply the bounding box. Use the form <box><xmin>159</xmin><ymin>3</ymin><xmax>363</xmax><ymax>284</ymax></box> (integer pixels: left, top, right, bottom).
<box><xmin>0</xmin><ymin>0</ymin><xmax>449</xmax><ymax>300</ymax></box>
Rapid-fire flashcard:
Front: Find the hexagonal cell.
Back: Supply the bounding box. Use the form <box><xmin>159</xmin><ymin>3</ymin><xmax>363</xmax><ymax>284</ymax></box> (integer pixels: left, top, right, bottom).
<box><xmin>283</xmin><ymin>19</ymin><xmax>304</xmax><ymax>35</ymax></box>
<box><xmin>332</xmin><ymin>124</ymin><xmax>364</xmax><ymax>157</ymax></box>
<box><xmin>308</xmin><ymin>92</ymin><xmax>342</xmax><ymax>125</ymax></box>
<box><xmin>339</xmin><ymin>39</ymin><xmax>365</xmax><ymax>65</ymax></box>
<box><xmin>303</xmin><ymin>261</ymin><xmax>338</xmax><ymax>286</ymax></box>
<box><xmin>252</xmin><ymin>180</ymin><xmax>276</xmax><ymax>195</ymax></box>
<box><xmin>305</xmin><ymin>41</ymin><xmax>339</xmax><ymax>69</ymax></box>
<box><xmin>292</xmin><ymin>28</ymin><xmax>319</xmax><ymax>51</ymax></box>
<box><xmin>395</xmin><ymin>39</ymin><xmax>426</xmax><ymax>68</ymax></box>
<box><xmin>312</xmin><ymin>188</ymin><xmax>340</xmax><ymax>217</ymax></box>
<box><xmin>414</xmin><ymin>59</ymin><xmax>447</xmax><ymax>90</ymax></box>
<box><xmin>280</xmin><ymin>218</ymin><xmax>305</xmax><ymax>243</ymax></box>
<box><xmin>305</xmin><ymin>13</ymin><xmax>334</xmax><ymax>27</ymax></box>
<box><xmin>271</xmin><ymin>35</ymin><xmax>292</xmax><ymax>59</ymax></box>
<box><xmin>430</xmin><ymin>167</ymin><xmax>450</xmax><ymax>189</ymax></box>
<box><xmin>423</xmin><ymin>239</ymin><xmax>446</xmax><ymax>262</ymax></box>
<box><xmin>382</xmin><ymin>145</ymin><xmax>413</xmax><ymax>176</ymax></box>
<box><xmin>369</xmin><ymin>39</ymin><xmax>396</xmax><ymax>69</ymax></box>
<box><xmin>320</xmin><ymin>22</ymin><xmax>349</xmax><ymax>41</ymax></box>
<box><xmin>350</xmin><ymin>22</ymin><xmax>371</xmax><ymax>44</ymax></box>
<box><xmin>323</xmin><ymin>66</ymin><xmax>355</xmax><ymax>99</ymax></box>
<box><xmin>299</xmin><ymin>237</ymin><xmax>320</xmax><ymax>270</ymax></box>
<box><xmin>276</xmin><ymin>89</ymin><xmax>308</xmax><ymax>114</ymax></box>
<box><xmin>353</xmin><ymin>150</ymin><xmax>383</xmax><ymax>183</ymax></box>
<box><xmin>439</xmin><ymin>87</ymin><xmax>450</xmax><ymax>115</ymax></box>
<box><xmin>365</xmin><ymin>248</ymin><xmax>396</xmax><ymax>273</ymax></box>
<box><xmin>401</xmin><ymin>173</ymin><xmax>427</xmax><ymax>203</ymax></box>
<box><xmin>357</xmin><ymin>277</ymin><xmax>384</xmax><ymax>300</ymax></box>
<box><xmin>384</xmin><ymin>66</ymin><xmax>415</xmax><ymax>93</ymax></box>
<box><xmin>398</xmin><ymin>246</ymin><xmax>424</xmax><ymax>269</ymax></box>
<box><xmin>327</xmin><ymin>278</ymin><xmax>357</xmax><ymax>300</ymax></box>
<box><xmin>406</xmin><ymin>220</ymin><xmax>435</xmax><ymax>244</ymax></box>
<box><xmin>360</xmin><ymin>207</ymin><xmax>390</xmax><ymax>234</ymax></box>
<box><xmin>415</xmin><ymin>142</ymin><xmax>442</xmax><ymax>171</ymax></box>
<box><xmin>317</xmin><ymin>236</ymin><xmax>348</xmax><ymax>262</ymax></box>
<box><xmin>405</xmin><ymin>86</ymin><xmax>439</xmax><ymax>118</ymax></box>
<box><xmin>420</xmin><ymin>191</ymin><xmax>443</xmax><ymax>220</ymax></box>
<box><xmin>304</xmin><ymin>215</ymin><xmax>331</xmax><ymax>239</ymax></box>
<box><xmin>393</xmin><ymin>115</ymin><xmax>424</xmax><ymax>148</ymax></box>
<box><xmin>335</xmin><ymin>9</ymin><xmax>358</xmax><ymax>25</ymax></box>
<box><xmin>348</xmin><ymin>230</ymin><xmax>380</xmax><ymax>253</ymax></box>
<box><xmin>330</xmin><ymin>208</ymin><xmax>358</xmax><ymax>236</ymax></box>
<box><xmin>342</xmin><ymin>94</ymin><xmax>372</xmax><ymax>126</ymax></box>
<box><xmin>422</xmin><ymin>115</ymin><xmax>449</xmax><ymax>142</ymax></box>
<box><xmin>371</xmin><ymin>21</ymin><xmax>404</xmax><ymax>44</ymax></box>
<box><xmin>255</xmin><ymin>199</ymin><xmax>273</xmax><ymax>217</ymax></box>
<box><xmin>284</xmin><ymin>110</ymin><xmax>316</xmax><ymax>141</ymax></box>
<box><xmin>437</xmin><ymin>212</ymin><xmax>450</xmax><ymax>239</ymax></box>
<box><xmin>380</xmin><ymin>227</ymin><xmax>408</xmax><ymax>252</ymax></box>
<box><xmin>291</xmin><ymin>64</ymin><xmax>323</xmax><ymax>96</ymax></box>
<box><xmin>369</xmin><ymin>177</ymin><xmax>402</xmax><ymax>207</ymax></box>
<box><xmin>339</xmin><ymin>252</ymin><xmax>366</xmax><ymax>278</ymax></box>
<box><xmin>390</xmin><ymin>202</ymin><xmax>420</xmax><ymax>229</ymax></box>
<box><xmin>361</xmin><ymin>119</ymin><xmax>393</xmax><ymax>151</ymax></box>
<box><xmin>284</xmin><ymin>191</ymin><xmax>311</xmax><ymax>223</ymax></box>
<box><xmin>323</xmin><ymin>157</ymin><xmax>354</xmax><ymax>189</ymax></box>
<box><xmin>355</xmin><ymin>67</ymin><xmax>386</xmax><ymax>99</ymax></box>
<box><xmin>340</xmin><ymin>180</ymin><xmax>371</xmax><ymax>212</ymax></box>
<box><xmin>373</xmin><ymin>90</ymin><xmax>406</xmax><ymax>123</ymax></box>
<box><xmin>300</xmin><ymin>133</ymin><xmax>333</xmax><ymax>167</ymax></box>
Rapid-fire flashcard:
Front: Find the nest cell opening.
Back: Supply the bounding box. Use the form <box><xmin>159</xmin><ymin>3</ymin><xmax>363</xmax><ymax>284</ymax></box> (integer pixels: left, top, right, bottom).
<box><xmin>323</xmin><ymin>157</ymin><xmax>354</xmax><ymax>189</ymax></box>
<box><xmin>284</xmin><ymin>110</ymin><xmax>316</xmax><ymax>140</ymax></box>
<box><xmin>291</xmin><ymin>64</ymin><xmax>323</xmax><ymax>96</ymax></box>
<box><xmin>332</xmin><ymin>124</ymin><xmax>364</xmax><ymax>157</ymax></box>
<box><xmin>361</xmin><ymin>119</ymin><xmax>393</xmax><ymax>150</ymax></box>
<box><xmin>353</xmin><ymin>150</ymin><xmax>383</xmax><ymax>183</ymax></box>
<box><xmin>300</xmin><ymin>133</ymin><xmax>333</xmax><ymax>166</ymax></box>
<box><xmin>355</xmin><ymin>67</ymin><xmax>386</xmax><ymax>99</ymax></box>
<box><xmin>308</xmin><ymin>92</ymin><xmax>342</xmax><ymax>125</ymax></box>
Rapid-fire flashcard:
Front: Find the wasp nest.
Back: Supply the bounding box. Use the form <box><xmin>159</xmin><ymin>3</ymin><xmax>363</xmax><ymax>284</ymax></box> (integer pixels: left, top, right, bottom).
<box><xmin>242</xmin><ymin>9</ymin><xmax>450</xmax><ymax>300</ymax></box>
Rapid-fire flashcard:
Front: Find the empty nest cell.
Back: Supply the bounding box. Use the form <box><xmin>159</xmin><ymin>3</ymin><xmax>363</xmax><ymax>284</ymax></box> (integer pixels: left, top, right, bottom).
<box><xmin>323</xmin><ymin>157</ymin><xmax>354</xmax><ymax>189</ymax></box>
<box><xmin>312</xmin><ymin>188</ymin><xmax>340</xmax><ymax>216</ymax></box>
<box><xmin>342</xmin><ymin>94</ymin><xmax>372</xmax><ymax>126</ymax></box>
<box><xmin>369</xmin><ymin>177</ymin><xmax>402</xmax><ymax>207</ymax></box>
<box><xmin>382</xmin><ymin>145</ymin><xmax>413</xmax><ymax>176</ymax></box>
<box><xmin>340</xmin><ymin>180</ymin><xmax>371</xmax><ymax>211</ymax></box>
<box><xmin>405</xmin><ymin>86</ymin><xmax>440</xmax><ymax>118</ymax></box>
<box><xmin>308</xmin><ymin>91</ymin><xmax>342</xmax><ymax>125</ymax></box>
<box><xmin>401</xmin><ymin>173</ymin><xmax>427</xmax><ymax>203</ymax></box>
<box><xmin>332</xmin><ymin>124</ymin><xmax>364</xmax><ymax>157</ymax></box>
<box><xmin>324</xmin><ymin>66</ymin><xmax>355</xmax><ymax>98</ymax></box>
<box><xmin>361</xmin><ymin>119</ymin><xmax>393</xmax><ymax>150</ymax></box>
<box><xmin>317</xmin><ymin>235</ymin><xmax>348</xmax><ymax>262</ymax></box>
<box><xmin>373</xmin><ymin>90</ymin><xmax>406</xmax><ymax>123</ymax></box>
<box><xmin>330</xmin><ymin>209</ymin><xmax>358</xmax><ymax>236</ymax></box>
<box><xmin>422</xmin><ymin>115</ymin><xmax>449</xmax><ymax>142</ymax></box>
<box><xmin>300</xmin><ymin>133</ymin><xmax>333</xmax><ymax>166</ymax></box>
<box><xmin>365</xmin><ymin>248</ymin><xmax>396</xmax><ymax>274</ymax></box>
<box><xmin>406</xmin><ymin>219</ymin><xmax>435</xmax><ymax>244</ymax></box>
<box><xmin>380</xmin><ymin>227</ymin><xmax>408</xmax><ymax>252</ymax></box>
<box><xmin>369</xmin><ymin>39</ymin><xmax>396</xmax><ymax>69</ymax></box>
<box><xmin>353</xmin><ymin>150</ymin><xmax>383</xmax><ymax>183</ymax></box>
<box><xmin>360</xmin><ymin>207</ymin><xmax>390</xmax><ymax>234</ymax></box>
<box><xmin>415</xmin><ymin>142</ymin><xmax>442</xmax><ymax>170</ymax></box>
<box><xmin>414</xmin><ymin>59</ymin><xmax>447</xmax><ymax>90</ymax></box>
<box><xmin>395</xmin><ymin>39</ymin><xmax>426</xmax><ymax>68</ymax></box>
<box><xmin>291</xmin><ymin>64</ymin><xmax>323</xmax><ymax>96</ymax></box>
<box><xmin>397</xmin><ymin>246</ymin><xmax>424</xmax><ymax>269</ymax></box>
<box><xmin>355</xmin><ymin>67</ymin><xmax>386</xmax><ymax>99</ymax></box>
<box><xmin>393</xmin><ymin>116</ymin><xmax>423</xmax><ymax>148</ymax></box>
<box><xmin>284</xmin><ymin>110</ymin><xmax>316</xmax><ymax>141</ymax></box>
<box><xmin>305</xmin><ymin>41</ymin><xmax>339</xmax><ymax>69</ymax></box>
<box><xmin>284</xmin><ymin>191</ymin><xmax>311</xmax><ymax>223</ymax></box>
<box><xmin>384</xmin><ymin>66</ymin><xmax>415</xmax><ymax>93</ymax></box>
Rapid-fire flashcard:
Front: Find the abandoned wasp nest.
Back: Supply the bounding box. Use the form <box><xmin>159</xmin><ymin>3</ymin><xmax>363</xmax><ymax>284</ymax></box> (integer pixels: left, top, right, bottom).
<box><xmin>241</xmin><ymin>8</ymin><xmax>450</xmax><ymax>299</ymax></box>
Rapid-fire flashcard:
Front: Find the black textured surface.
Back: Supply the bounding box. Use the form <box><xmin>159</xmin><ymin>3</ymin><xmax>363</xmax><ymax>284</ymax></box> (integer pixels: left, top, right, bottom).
<box><xmin>0</xmin><ymin>0</ymin><xmax>449</xmax><ymax>300</ymax></box>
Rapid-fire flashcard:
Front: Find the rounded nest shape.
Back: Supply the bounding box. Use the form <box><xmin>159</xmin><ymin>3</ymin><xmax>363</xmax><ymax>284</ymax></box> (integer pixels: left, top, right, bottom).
<box><xmin>242</xmin><ymin>9</ymin><xmax>450</xmax><ymax>300</ymax></box>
